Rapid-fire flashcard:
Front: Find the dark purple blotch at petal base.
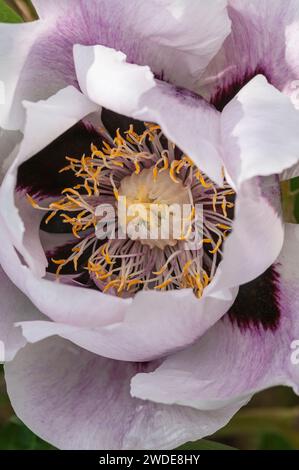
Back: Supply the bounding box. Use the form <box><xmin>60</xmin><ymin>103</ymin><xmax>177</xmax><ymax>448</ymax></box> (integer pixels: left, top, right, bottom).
<box><xmin>46</xmin><ymin>238</ymin><xmax>98</xmax><ymax>273</ymax></box>
<box><xmin>228</xmin><ymin>266</ymin><xmax>281</xmax><ymax>331</ymax></box>
<box><xmin>46</xmin><ymin>239</ymin><xmax>103</xmax><ymax>291</ymax></box>
<box><xmin>17</xmin><ymin>123</ymin><xmax>103</xmax><ymax>198</ymax></box>
<box><xmin>211</xmin><ymin>67</ymin><xmax>270</xmax><ymax>112</ymax></box>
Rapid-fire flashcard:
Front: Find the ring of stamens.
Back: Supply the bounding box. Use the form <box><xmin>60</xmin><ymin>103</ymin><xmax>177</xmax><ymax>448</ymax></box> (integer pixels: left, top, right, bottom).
<box><xmin>28</xmin><ymin>123</ymin><xmax>235</xmax><ymax>298</ymax></box>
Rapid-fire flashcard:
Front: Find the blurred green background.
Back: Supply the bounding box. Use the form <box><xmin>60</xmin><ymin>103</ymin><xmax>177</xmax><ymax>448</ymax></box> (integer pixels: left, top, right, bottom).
<box><xmin>1</xmin><ymin>0</ymin><xmax>299</xmax><ymax>451</ymax></box>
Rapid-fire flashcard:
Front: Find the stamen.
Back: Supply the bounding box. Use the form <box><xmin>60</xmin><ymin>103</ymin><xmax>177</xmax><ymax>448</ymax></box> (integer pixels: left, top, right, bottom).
<box><xmin>29</xmin><ymin>122</ymin><xmax>235</xmax><ymax>299</ymax></box>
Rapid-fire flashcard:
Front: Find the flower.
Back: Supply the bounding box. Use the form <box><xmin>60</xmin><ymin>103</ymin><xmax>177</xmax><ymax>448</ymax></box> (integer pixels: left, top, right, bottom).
<box><xmin>1</xmin><ymin>0</ymin><xmax>299</xmax><ymax>450</ymax></box>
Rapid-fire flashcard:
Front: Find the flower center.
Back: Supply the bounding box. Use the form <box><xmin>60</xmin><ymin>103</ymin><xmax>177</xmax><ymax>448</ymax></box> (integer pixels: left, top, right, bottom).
<box><xmin>27</xmin><ymin>122</ymin><xmax>235</xmax><ymax>298</ymax></box>
<box><xmin>118</xmin><ymin>168</ymin><xmax>191</xmax><ymax>249</ymax></box>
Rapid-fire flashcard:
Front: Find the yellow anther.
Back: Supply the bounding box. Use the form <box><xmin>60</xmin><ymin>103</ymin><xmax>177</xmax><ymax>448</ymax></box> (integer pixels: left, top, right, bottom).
<box><xmin>203</xmin><ymin>272</ymin><xmax>210</xmax><ymax>287</ymax></box>
<box><xmin>154</xmin><ymin>278</ymin><xmax>173</xmax><ymax>290</ymax></box>
<box><xmin>153</xmin><ymin>265</ymin><xmax>167</xmax><ymax>276</ymax></box>
<box><xmin>101</xmin><ymin>244</ymin><xmax>113</xmax><ymax>265</ymax></box>
<box><xmin>152</xmin><ymin>165</ymin><xmax>158</xmax><ymax>181</ymax></box>
<box><xmin>84</xmin><ymin>180</ymin><xmax>93</xmax><ymax>196</ymax></box>
<box><xmin>73</xmin><ymin>257</ymin><xmax>79</xmax><ymax>271</ymax></box>
<box><xmin>51</xmin><ymin>258</ymin><xmax>67</xmax><ymax>277</ymax></box>
<box><xmin>113</xmin><ymin>187</ymin><xmax>119</xmax><ymax>201</ymax></box>
<box><xmin>65</xmin><ymin>156</ymin><xmax>80</xmax><ymax>164</ymax></box>
<box><xmin>134</xmin><ymin>160</ymin><xmax>141</xmax><ymax>175</ymax></box>
<box><xmin>59</xmin><ymin>165</ymin><xmax>72</xmax><ymax>173</ymax></box>
<box><xmin>162</xmin><ymin>153</ymin><xmax>169</xmax><ymax>171</ymax></box>
<box><xmin>117</xmin><ymin>277</ymin><xmax>126</xmax><ymax>293</ymax></box>
<box><xmin>51</xmin><ymin>258</ymin><xmax>66</xmax><ymax>265</ymax></box>
<box><xmin>216</xmin><ymin>224</ymin><xmax>232</xmax><ymax>231</ymax></box>
<box><xmin>187</xmin><ymin>206</ymin><xmax>196</xmax><ymax>221</ymax></box>
<box><xmin>61</xmin><ymin>187</ymin><xmax>80</xmax><ymax>197</ymax></box>
<box><xmin>183</xmin><ymin>260</ymin><xmax>193</xmax><ymax>276</ymax></box>
<box><xmin>72</xmin><ymin>224</ymin><xmax>81</xmax><ymax>239</ymax></box>
<box><xmin>45</xmin><ymin>211</ymin><xmax>57</xmax><ymax>225</ymax></box>
<box><xmin>195</xmin><ymin>170</ymin><xmax>213</xmax><ymax>189</ymax></box>
<box><xmin>114</xmin><ymin>128</ymin><xmax>125</xmax><ymax>147</ymax></box>
<box><xmin>209</xmin><ymin>237</ymin><xmax>222</xmax><ymax>254</ymax></box>
<box><xmin>176</xmin><ymin>160</ymin><xmax>185</xmax><ymax>174</ymax></box>
<box><xmin>102</xmin><ymin>141</ymin><xmax>112</xmax><ymax>153</ymax></box>
<box><xmin>182</xmin><ymin>155</ymin><xmax>193</xmax><ymax>167</ymax></box>
<box><xmin>26</xmin><ymin>194</ymin><xmax>40</xmax><ymax>209</ymax></box>
<box><xmin>103</xmin><ymin>279</ymin><xmax>121</xmax><ymax>293</ymax></box>
<box><xmin>169</xmin><ymin>161</ymin><xmax>181</xmax><ymax>183</ymax></box>
<box><xmin>194</xmin><ymin>274</ymin><xmax>204</xmax><ymax>293</ymax></box>
<box><xmin>65</xmin><ymin>195</ymin><xmax>84</xmax><ymax>208</ymax></box>
<box><xmin>127</xmin><ymin>279</ymin><xmax>142</xmax><ymax>289</ymax></box>
<box><xmin>98</xmin><ymin>271</ymin><xmax>114</xmax><ymax>281</ymax></box>
<box><xmin>222</xmin><ymin>197</ymin><xmax>228</xmax><ymax>218</ymax></box>
<box><xmin>61</xmin><ymin>214</ymin><xmax>75</xmax><ymax>224</ymax></box>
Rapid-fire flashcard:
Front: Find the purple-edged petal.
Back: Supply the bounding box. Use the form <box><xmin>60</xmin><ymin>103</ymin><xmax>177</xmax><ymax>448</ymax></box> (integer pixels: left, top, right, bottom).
<box><xmin>201</xmin><ymin>0</ymin><xmax>299</xmax><ymax>107</ymax></box>
<box><xmin>0</xmin><ymin>87</ymin><xmax>129</xmax><ymax>329</ymax></box>
<box><xmin>32</xmin><ymin>0</ymin><xmax>231</xmax><ymax>89</ymax></box>
<box><xmin>131</xmin><ymin>224</ymin><xmax>299</xmax><ymax>408</ymax></box>
<box><xmin>74</xmin><ymin>44</ymin><xmax>223</xmax><ymax>184</ymax></box>
<box><xmin>1</xmin><ymin>0</ymin><xmax>230</xmax><ymax>130</ymax></box>
<box><xmin>17</xmin><ymin>286</ymin><xmax>237</xmax><ymax>362</ymax></box>
<box><xmin>211</xmin><ymin>177</ymin><xmax>284</xmax><ymax>291</ymax></box>
<box><xmin>0</xmin><ymin>129</ymin><xmax>22</xmax><ymax>182</ymax></box>
<box><xmin>0</xmin><ymin>21</ymin><xmax>45</xmax><ymax>130</ymax></box>
<box><xmin>0</xmin><ymin>207</ymin><xmax>128</xmax><ymax>329</ymax></box>
<box><xmin>221</xmin><ymin>75</ymin><xmax>299</xmax><ymax>188</ymax></box>
<box><xmin>5</xmin><ymin>335</ymin><xmax>244</xmax><ymax>450</ymax></box>
<box><xmin>0</xmin><ymin>83</ymin><xmax>239</xmax><ymax>361</ymax></box>
<box><xmin>0</xmin><ymin>265</ymin><xmax>42</xmax><ymax>362</ymax></box>
<box><xmin>0</xmin><ymin>86</ymin><xmax>99</xmax><ymax>277</ymax></box>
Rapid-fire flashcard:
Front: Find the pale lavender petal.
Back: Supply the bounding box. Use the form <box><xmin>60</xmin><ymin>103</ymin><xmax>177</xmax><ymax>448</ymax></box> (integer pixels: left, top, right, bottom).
<box><xmin>74</xmin><ymin>44</ymin><xmax>223</xmax><ymax>184</ymax></box>
<box><xmin>0</xmin><ymin>129</ymin><xmax>22</xmax><ymax>182</ymax></box>
<box><xmin>1</xmin><ymin>0</ymin><xmax>229</xmax><ymax>131</ymax></box>
<box><xmin>32</xmin><ymin>0</ymin><xmax>231</xmax><ymax>90</ymax></box>
<box><xmin>201</xmin><ymin>0</ymin><xmax>299</xmax><ymax>105</ymax></box>
<box><xmin>0</xmin><ymin>87</ymin><xmax>128</xmax><ymax>329</ymax></box>
<box><xmin>131</xmin><ymin>225</ymin><xmax>299</xmax><ymax>408</ymax></box>
<box><xmin>0</xmin><ymin>265</ymin><xmax>42</xmax><ymax>362</ymax></box>
<box><xmin>211</xmin><ymin>177</ymin><xmax>284</xmax><ymax>292</ymax></box>
<box><xmin>0</xmin><ymin>86</ymin><xmax>239</xmax><ymax>360</ymax></box>
<box><xmin>0</xmin><ymin>84</ymin><xmax>239</xmax><ymax>361</ymax></box>
<box><xmin>221</xmin><ymin>75</ymin><xmax>299</xmax><ymax>188</ymax></box>
<box><xmin>0</xmin><ymin>21</ymin><xmax>45</xmax><ymax>130</ymax></box>
<box><xmin>5</xmin><ymin>336</ymin><xmax>244</xmax><ymax>449</ymax></box>
<box><xmin>0</xmin><ymin>211</ymin><xmax>128</xmax><ymax>329</ymax></box>
<box><xmin>0</xmin><ymin>86</ymin><xmax>99</xmax><ymax>278</ymax></box>
<box><xmin>17</xmin><ymin>287</ymin><xmax>237</xmax><ymax>362</ymax></box>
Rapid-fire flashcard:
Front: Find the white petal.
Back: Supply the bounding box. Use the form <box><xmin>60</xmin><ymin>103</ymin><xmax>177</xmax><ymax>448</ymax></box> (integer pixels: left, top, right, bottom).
<box><xmin>0</xmin><ymin>265</ymin><xmax>41</xmax><ymax>362</ymax></box>
<box><xmin>0</xmin><ymin>86</ymin><xmax>99</xmax><ymax>277</ymax></box>
<box><xmin>0</xmin><ymin>21</ymin><xmax>45</xmax><ymax>130</ymax></box>
<box><xmin>132</xmin><ymin>224</ymin><xmax>299</xmax><ymax>408</ymax></box>
<box><xmin>221</xmin><ymin>75</ymin><xmax>299</xmax><ymax>187</ymax></box>
<box><xmin>5</xmin><ymin>335</ymin><xmax>244</xmax><ymax>449</ymax></box>
<box><xmin>74</xmin><ymin>44</ymin><xmax>223</xmax><ymax>184</ymax></box>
